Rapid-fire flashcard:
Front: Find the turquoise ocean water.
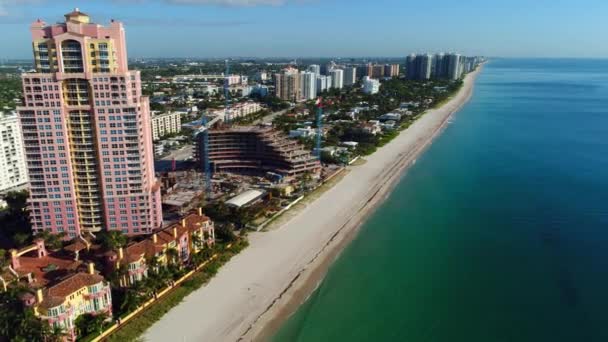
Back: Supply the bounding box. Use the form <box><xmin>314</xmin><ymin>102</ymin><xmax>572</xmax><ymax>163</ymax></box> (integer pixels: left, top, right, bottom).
<box><xmin>273</xmin><ymin>59</ymin><xmax>608</xmax><ymax>341</ymax></box>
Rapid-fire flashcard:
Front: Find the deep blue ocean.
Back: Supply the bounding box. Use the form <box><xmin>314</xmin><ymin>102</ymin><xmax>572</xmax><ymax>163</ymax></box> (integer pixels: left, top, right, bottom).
<box><xmin>273</xmin><ymin>59</ymin><xmax>608</xmax><ymax>341</ymax></box>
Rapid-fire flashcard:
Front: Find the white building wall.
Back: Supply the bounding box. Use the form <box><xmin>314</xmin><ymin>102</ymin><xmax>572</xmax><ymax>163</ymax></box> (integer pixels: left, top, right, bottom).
<box><xmin>362</xmin><ymin>76</ymin><xmax>380</xmax><ymax>94</ymax></box>
<box><xmin>0</xmin><ymin>111</ymin><xmax>28</xmax><ymax>193</ymax></box>
<box><xmin>330</xmin><ymin>69</ymin><xmax>344</xmax><ymax>89</ymax></box>
<box><xmin>300</xmin><ymin>71</ymin><xmax>317</xmax><ymax>100</ymax></box>
<box><xmin>151</xmin><ymin>112</ymin><xmax>182</xmax><ymax>141</ymax></box>
<box><xmin>343</xmin><ymin>67</ymin><xmax>357</xmax><ymax>86</ymax></box>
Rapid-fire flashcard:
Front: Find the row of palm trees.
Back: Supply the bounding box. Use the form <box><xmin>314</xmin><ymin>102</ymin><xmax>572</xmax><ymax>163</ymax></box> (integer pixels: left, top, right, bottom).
<box><xmin>112</xmin><ymin>234</ymin><xmax>214</xmax><ymax>317</ymax></box>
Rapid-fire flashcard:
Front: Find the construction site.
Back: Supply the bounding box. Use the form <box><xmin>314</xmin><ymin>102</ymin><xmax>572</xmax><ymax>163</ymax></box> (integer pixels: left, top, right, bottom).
<box><xmin>157</xmin><ymin>60</ymin><xmax>336</xmax><ymax>230</ymax></box>
<box><xmin>194</xmin><ymin>125</ymin><xmax>321</xmax><ymax>180</ymax></box>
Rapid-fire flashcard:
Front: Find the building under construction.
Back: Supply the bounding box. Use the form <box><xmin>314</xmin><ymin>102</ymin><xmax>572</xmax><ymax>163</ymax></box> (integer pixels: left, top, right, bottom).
<box><xmin>195</xmin><ymin>126</ymin><xmax>321</xmax><ymax>179</ymax></box>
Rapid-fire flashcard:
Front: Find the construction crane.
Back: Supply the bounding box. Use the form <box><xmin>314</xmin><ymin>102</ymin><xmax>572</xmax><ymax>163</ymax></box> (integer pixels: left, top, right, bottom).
<box><xmin>223</xmin><ymin>59</ymin><xmax>231</xmax><ymax>124</ymax></box>
<box><xmin>193</xmin><ymin>112</ymin><xmax>211</xmax><ymax>199</ymax></box>
<box><xmin>315</xmin><ymin>97</ymin><xmax>323</xmax><ymax>160</ymax></box>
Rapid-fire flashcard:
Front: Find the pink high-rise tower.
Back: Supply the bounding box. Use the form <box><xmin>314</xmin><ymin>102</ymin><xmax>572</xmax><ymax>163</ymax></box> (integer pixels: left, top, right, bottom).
<box><xmin>18</xmin><ymin>9</ymin><xmax>162</xmax><ymax>237</ymax></box>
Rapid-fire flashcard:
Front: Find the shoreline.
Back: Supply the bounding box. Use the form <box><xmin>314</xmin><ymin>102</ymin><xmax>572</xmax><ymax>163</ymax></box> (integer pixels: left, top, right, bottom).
<box><xmin>143</xmin><ymin>65</ymin><xmax>484</xmax><ymax>342</ymax></box>
<box><xmin>245</xmin><ymin>65</ymin><xmax>484</xmax><ymax>341</ymax></box>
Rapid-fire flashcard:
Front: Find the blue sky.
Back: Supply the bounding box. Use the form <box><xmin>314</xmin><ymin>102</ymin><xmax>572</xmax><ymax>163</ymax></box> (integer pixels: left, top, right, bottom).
<box><xmin>0</xmin><ymin>0</ymin><xmax>606</xmax><ymax>59</ymax></box>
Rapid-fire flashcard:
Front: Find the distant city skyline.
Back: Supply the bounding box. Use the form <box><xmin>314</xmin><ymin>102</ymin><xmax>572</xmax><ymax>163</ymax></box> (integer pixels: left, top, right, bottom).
<box><xmin>0</xmin><ymin>0</ymin><xmax>607</xmax><ymax>59</ymax></box>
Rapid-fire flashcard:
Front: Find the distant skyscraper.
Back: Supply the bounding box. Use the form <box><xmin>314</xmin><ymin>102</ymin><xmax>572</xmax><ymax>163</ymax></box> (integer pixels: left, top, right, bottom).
<box><xmin>433</xmin><ymin>53</ymin><xmax>446</xmax><ymax>78</ymax></box>
<box><xmin>274</xmin><ymin>67</ymin><xmax>301</xmax><ymax>101</ymax></box>
<box><xmin>316</xmin><ymin>75</ymin><xmax>329</xmax><ymax>94</ymax></box>
<box><xmin>307</xmin><ymin>64</ymin><xmax>321</xmax><ymax>76</ymax></box>
<box><xmin>385</xmin><ymin>64</ymin><xmax>400</xmax><ymax>77</ymax></box>
<box><xmin>300</xmin><ymin>71</ymin><xmax>317</xmax><ymax>100</ymax></box>
<box><xmin>0</xmin><ymin>111</ymin><xmax>28</xmax><ymax>193</ymax></box>
<box><xmin>373</xmin><ymin>65</ymin><xmax>385</xmax><ymax>78</ymax></box>
<box><xmin>330</xmin><ymin>69</ymin><xmax>344</xmax><ymax>89</ymax></box>
<box><xmin>406</xmin><ymin>54</ymin><xmax>417</xmax><ymax>79</ymax></box>
<box><xmin>366</xmin><ymin>63</ymin><xmax>385</xmax><ymax>79</ymax></box>
<box><xmin>17</xmin><ymin>9</ymin><xmax>162</xmax><ymax>236</ymax></box>
<box><xmin>343</xmin><ymin>67</ymin><xmax>357</xmax><ymax>86</ymax></box>
<box><xmin>447</xmin><ymin>53</ymin><xmax>462</xmax><ymax>80</ymax></box>
<box><xmin>416</xmin><ymin>54</ymin><xmax>433</xmax><ymax>80</ymax></box>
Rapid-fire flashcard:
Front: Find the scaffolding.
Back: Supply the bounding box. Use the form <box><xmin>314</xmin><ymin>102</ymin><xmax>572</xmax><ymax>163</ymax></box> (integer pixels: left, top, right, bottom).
<box><xmin>194</xmin><ymin>112</ymin><xmax>212</xmax><ymax>199</ymax></box>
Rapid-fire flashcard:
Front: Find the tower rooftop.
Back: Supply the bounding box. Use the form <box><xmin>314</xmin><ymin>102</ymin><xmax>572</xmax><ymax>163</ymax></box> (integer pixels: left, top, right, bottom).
<box><xmin>64</xmin><ymin>8</ymin><xmax>90</xmax><ymax>23</ymax></box>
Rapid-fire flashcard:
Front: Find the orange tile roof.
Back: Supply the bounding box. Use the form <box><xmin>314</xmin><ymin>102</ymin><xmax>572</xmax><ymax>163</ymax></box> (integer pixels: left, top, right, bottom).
<box><xmin>123</xmin><ymin>240</ymin><xmax>160</xmax><ymax>263</ymax></box>
<box><xmin>17</xmin><ymin>254</ymin><xmax>82</xmax><ymax>287</ymax></box>
<box><xmin>40</xmin><ymin>273</ymin><xmax>104</xmax><ymax>309</ymax></box>
<box><xmin>63</xmin><ymin>240</ymin><xmax>87</xmax><ymax>253</ymax></box>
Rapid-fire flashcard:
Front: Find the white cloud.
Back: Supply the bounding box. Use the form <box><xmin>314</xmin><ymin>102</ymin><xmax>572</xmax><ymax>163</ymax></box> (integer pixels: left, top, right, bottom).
<box><xmin>166</xmin><ymin>0</ymin><xmax>287</xmax><ymax>6</ymax></box>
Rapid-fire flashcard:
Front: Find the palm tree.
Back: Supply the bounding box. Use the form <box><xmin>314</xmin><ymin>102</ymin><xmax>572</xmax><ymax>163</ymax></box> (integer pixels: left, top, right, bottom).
<box><xmin>146</xmin><ymin>255</ymin><xmax>160</xmax><ymax>275</ymax></box>
<box><xmin>44</xmin><ymin>324</ymin><xmax>67</xmax><ymax>342</ymax></box>
<box><xmin>97</xmin><ymin>230</ymin><xmax>127</xmax><ymax>251</ymax></box>
<box><xmin>166</xmin><ymin>248</ymin><xmax>179</xmax><ymax>266</ymax></box>
<box><xmin>191</xmin><ymin>233</ymin><xmax>204</xmax><ymax>252</ymax></box>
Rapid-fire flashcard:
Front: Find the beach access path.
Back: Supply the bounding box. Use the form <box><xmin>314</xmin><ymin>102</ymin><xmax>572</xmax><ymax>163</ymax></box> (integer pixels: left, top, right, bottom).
<box><xmin>143</xmin><ymin>66</ymin><xmax>483</xmax><ymax>342</ymax></box>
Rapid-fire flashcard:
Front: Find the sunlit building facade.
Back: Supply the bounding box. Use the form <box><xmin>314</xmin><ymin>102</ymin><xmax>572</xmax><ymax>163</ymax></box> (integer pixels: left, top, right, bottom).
<box><xmin>17</xmin><ymin>9</ymin><xmax>162</xmax><ymax>237</ymax></box>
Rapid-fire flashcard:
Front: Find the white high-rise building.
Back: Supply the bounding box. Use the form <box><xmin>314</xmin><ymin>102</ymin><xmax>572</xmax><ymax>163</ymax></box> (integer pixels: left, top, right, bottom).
<box><xmin>343</xmin><ymin>67</ymin><xmax>357</xmax><ymax>86</ymax></box>
<box><xmin>0</xmin><ymin>111</ymin><xmax>28</xmax><ymax>193</ymax></box>
<box><xmin>330</xmin><ymin>69</ymin><xmax>344</xmax><ymax>89</ymax></box>
<box><xmin>316</xmin><ymin>75</ymin><xmax>329</xmax><ymax>94</ymax></box>
<box><xmin>300</xmin><ymin>71</ymin><xmax>317</xmax><ymax>100</ymax></box>
<box><xmin>307</xmin><ymin>64</ymin><xmax>321</xmax><ymax>76</ymax></box>
<box><xmin>362</xmin><ymin>76</ymin><xmax>380</xmax><ymax>94</ymax></box>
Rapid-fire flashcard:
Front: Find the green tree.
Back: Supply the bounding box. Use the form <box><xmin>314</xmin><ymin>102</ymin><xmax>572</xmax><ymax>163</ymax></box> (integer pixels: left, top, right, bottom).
<box><xmin>97</xmin><ymin>230</ymin><xmax>127</xmax><ymax>251</ymax></box>
<box><xmin>74</xmin><ymin>312</ymin><xmax>107</xmax><ymax>337</ymax></box>
<box><xmin>34</xmin><ymin>230</ymin><xmax>66</xmax><ymax>250</ymax></box>
<box><xmin>0</xmin><ymin>287</ymin><xmax>48</xmax><ymax>341</ymax></box>
<box><xmin>166</xmin><ymin>248</ymin><xmax>179</xmax><ymax>266</ymax></box>
<box><xmin>12</xmin><ymin>232</ymin><xmax>30</xmax><ymax>248</ymax></box>
<box><xmin>215</xmin><ymin>224</ymin><xmax>236</xmax><ymax>243</ymax></box>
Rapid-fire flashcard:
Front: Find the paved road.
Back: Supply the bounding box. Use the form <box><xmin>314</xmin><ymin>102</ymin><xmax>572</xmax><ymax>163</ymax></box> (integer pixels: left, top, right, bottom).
<box><xmin>155</xmin><ymin>145</ymin><xmax>194</xmax><ymax>172</ymax></box>
<box><xmin>161</xmin><ymin>145</ymin><xmax>193</xmax><ymax>161</ymax></box>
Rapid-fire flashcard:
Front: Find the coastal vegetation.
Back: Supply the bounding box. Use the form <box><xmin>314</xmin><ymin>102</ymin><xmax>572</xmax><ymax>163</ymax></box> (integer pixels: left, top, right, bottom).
<box><xmin>0</xmin><ymin>78</ymin><xmax>21</xmax><ymax>110</ymax></box>
<box><xmin>271</xmin><ymin>76</ymin><xmax>464</xmax><ymax>158</ymax></box>
<box><xmin>101</xmin><ymin>239</ymin><xmax>249</xmax><ymax>342</ymax></box>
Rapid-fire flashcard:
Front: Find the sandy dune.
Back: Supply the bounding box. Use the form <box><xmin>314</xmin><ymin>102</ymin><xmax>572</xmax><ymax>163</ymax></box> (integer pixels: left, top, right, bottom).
<box><xmin>143</xmin><ymin>66</ymin><xmax>483</xmax><ymax>342</ymax></box>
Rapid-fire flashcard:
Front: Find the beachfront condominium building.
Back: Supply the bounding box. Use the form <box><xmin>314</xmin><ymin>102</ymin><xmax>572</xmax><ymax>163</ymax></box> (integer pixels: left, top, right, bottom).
<box><xmin>151</xmin><ymin>111</ymin><xmax>182</xmax><ymax>141</ymax></box>
<box><xmin>405</xmin><ymin>54</ymin><xmax>433</xmax><ymax>80</ymax></box>
<box><xmin>416</xmin><ymin>54</ymin><xmax>433</xmax><ymax>80</ymax></box>
<box><xmin>330</xmin><ymin>69</ymin><xmax>344</xmax><ymax>89</ymax></box>
<box><xmin>343</xmin><ymin>67</ymin><xmax>357</xmax><ymax>86</ymax></box>
<box><xmin>432</xmin><ymin>53</ymin><xmax>448</xmax><ymax>79</ymax></box>
<box><xmin>300</xmin><ymin>71</ymin><xmax>317</xmax><ymax>100</ymax></box>
<box><xmin>274</xmin><ymin>67</ymin><xmax>301</xmax><ymax>102</ymax></box>
<box><xmin>447</xmin><ymin>53</ymin><xmax>462</xmax><ymax>80</ymax></box>
<box><xmin>406</xmin><ymin>54</ymin><xmax>417</xmax><ymax>79</ymax></box>
<box><xmin>0</xmin><ymin>111</ymin><xmax>28</xmax><ymax>193</ymax></box>
<box><xmin>17</xmin><ymin>9</ymin><xmax>162</xmax><ymax>237</ymax></box>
